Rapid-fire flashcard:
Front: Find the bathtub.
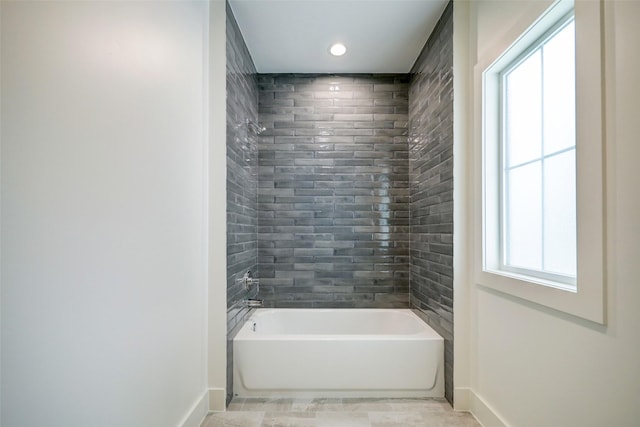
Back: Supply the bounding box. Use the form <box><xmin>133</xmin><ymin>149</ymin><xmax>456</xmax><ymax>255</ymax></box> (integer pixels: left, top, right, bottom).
<box><xmin>233</xmin><ymin>308</ymin><xmax>444</xmax><ymax>398</ymax></box>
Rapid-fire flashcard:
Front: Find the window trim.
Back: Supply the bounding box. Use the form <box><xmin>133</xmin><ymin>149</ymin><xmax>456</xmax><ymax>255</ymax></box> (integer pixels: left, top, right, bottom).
<box><xmin>474</xmin><ymin>0</ymin><xmax>606</xmax><ymax>324</ymax></box>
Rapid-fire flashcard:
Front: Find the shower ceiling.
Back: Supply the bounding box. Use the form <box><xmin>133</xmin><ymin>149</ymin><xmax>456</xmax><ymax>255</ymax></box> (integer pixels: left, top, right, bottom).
<box><xmin>227</xmin><ymin>0</ymin><xmax>449</xmax><ymax>73</ymax></box>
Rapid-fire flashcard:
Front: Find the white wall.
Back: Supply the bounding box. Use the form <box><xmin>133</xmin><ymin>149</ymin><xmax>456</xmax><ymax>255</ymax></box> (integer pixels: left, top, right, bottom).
<box><xmin>0</xmin><ymin>1</ymin><xmax>215</xmax><ymax>425</ymax></box>
<box><xmin>456</xmin><ymin>1</ymin><xmax>640</xmax><ymax>426</ymax></box>
<box><xmin>207</xmin><ymin>0</ymin><xmax>229</xmax><ymax>412</ymax></box>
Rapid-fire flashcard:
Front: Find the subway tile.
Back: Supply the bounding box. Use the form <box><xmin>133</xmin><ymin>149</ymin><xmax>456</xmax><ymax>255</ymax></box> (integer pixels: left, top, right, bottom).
<box><xmin>313</xmin><ymin>90</ymin><xmax>354</xmax><ymax>99</ymax></box>
<box><xmin>294</xmin><ymin>114</ymin><xmax>334</xmax><ymax>121</ymax></box>
<box><xmin>409</xmin><ymin>2</ymin><xmax>454</xmax><ymax>404</ymax></box>
<box><xmin>226</xmin><ymin>4</ymin><xmax>260</xmax><ymax>404</ymax></box>
<box><xmin>255</xmin><ymin>71</ymin><xmax>449</xmax><ymax>326</ymax></box>
<box><xmin>355</xmin><ymin>106</ymin><xmax>395</xmax><ymax>114</ymax></box>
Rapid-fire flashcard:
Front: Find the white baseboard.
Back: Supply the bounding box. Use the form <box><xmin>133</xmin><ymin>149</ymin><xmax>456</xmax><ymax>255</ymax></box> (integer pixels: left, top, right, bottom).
<box><xmin>208</xmin><ymin>388</ymin><xmax>227</xmax><ymax>412</ymax></box>
<box><xmin>178</xmin><ymin>391</ymin><xmax>209</xmax><ymax>427</ymax></box>
<box><xmin>454</xmin><ymin>387</ymin><xmax>508</xmax><ymax>427</ymax></box>
<box><xmin>454</xmin><ymin>386</ymin><xmax>472</xmax><ymax>410</ymax></box>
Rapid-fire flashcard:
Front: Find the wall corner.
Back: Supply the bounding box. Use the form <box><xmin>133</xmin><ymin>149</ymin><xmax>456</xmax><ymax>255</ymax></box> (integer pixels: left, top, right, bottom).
<box><xmin>207</xmin><ymin>0</ymin><xmax>228</xmax><ymax>406</ymax></box>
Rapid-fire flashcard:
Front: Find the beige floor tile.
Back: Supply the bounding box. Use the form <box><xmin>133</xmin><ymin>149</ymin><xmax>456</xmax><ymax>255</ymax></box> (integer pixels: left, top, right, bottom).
<box><xmin>261</xmin><ymin>411</ymin><xmax>317</xmax><ymax>427</ymax></box>
<box><xmin>368</xmin><ymin>410</ymin><xmax>426</xmax><ymax>427</ymax></box>
<box><xmin>226</xmin><ymin>398</ymin><xmax>244</xmax><ymax>411</ymax></box>
<box><xmin>213</xmin><ymin>398</ymin><xmax>482</xmax><ymax>427</ymax></box>
<box><xmin>417</xmin><ymin>410</ymin><xmax>482</xmax><ymax>426</ymax></box>
<box><xmin>291</xmin><ymin>398</ymin><xmax>344</xmax><ymax>412</ymax></box>
<box><xmin>242</xmin><ymin>398</ymin><xmax>294</xmax><ymax>412</ymax></box>
<box><xmin>342</xmin><ymin>398</ymin><xmax>393</xmax><ymax>412</ymax></box>
<box><xmin>203</xmin><ymin>411</ymin><xmax>264</xmax><ymax>427</ymax></box>
<box><xmin>383</xmin><ymin>397</ymin><xmax>449</xmax><ymax>412</ymax></box>
<box><xmin>315</xmin><ymin>411</ymin><xmax>371</xmax><ymax>427</ymax></box>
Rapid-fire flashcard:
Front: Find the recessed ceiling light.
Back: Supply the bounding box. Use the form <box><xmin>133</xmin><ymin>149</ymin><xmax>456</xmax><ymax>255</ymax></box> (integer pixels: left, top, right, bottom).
<box><xmin>329</xmin><ymin>43</ymin><xmax>347</xmax><ymax>57</ymax></box>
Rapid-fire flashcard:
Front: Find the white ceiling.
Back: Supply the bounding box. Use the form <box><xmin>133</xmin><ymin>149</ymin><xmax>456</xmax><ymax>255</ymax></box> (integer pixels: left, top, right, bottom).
<box><xmin>228</xmin><ymin>0</ymin><xmax>449</xmax><ymax>73</ymax></box>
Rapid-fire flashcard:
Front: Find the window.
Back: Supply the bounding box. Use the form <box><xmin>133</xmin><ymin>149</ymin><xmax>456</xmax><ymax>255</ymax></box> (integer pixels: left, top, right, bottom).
<box><xmin>500</xmin><ymin>15</ymin><xmax>576</xmax><ymax>288</ymax></box>
<box><xmin>476</xmin><ymin>0</ymin><xmax>605</xmax><ymax>324</ymax></box>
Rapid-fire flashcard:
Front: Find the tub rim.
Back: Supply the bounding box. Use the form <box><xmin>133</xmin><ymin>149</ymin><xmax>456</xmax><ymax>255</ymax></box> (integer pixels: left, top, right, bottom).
<box><xmin>234</xmin><ymin>308</ymin><xmax>444</xmax><ymax>341</ymax></box>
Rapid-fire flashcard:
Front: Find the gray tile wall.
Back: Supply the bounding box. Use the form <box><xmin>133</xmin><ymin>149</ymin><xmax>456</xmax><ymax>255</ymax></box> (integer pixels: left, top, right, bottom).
<box><xmin>226</xmin><ymin>1</ymin><xmax>259</xmax><ymax>405</ymax></box>
<box><xmin>408</xmin><ymin>1</ymin><xmax>454</xmax><ymax>404</ymax></box>
<box><xmin>257</xmin><ymin>74</ymin><xmax>410</xmax><ymax>308</ymax></box>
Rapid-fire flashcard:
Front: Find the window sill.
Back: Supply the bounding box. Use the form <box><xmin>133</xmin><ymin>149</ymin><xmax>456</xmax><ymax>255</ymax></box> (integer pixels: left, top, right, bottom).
<box><xmin>475</xmin><ymin>268</ymin><xmax>603</xmax><ymax>324</ymax></box>
<box><xmin>474</xmin><ymin>0</ymin><xmax>606</xmax><ymax>325</ymax></box>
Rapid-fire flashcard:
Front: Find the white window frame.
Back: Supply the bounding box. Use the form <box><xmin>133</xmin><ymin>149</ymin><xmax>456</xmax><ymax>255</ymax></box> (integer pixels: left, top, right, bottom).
<box><xmin>475</xmin><ymin>0</ymin><xmax>606</xmax><ymax>324</ymax></box>
<box><xmin>499</xmin><ymin>12</ymin><xmax>576</xmax><ymax>288</ymax></box>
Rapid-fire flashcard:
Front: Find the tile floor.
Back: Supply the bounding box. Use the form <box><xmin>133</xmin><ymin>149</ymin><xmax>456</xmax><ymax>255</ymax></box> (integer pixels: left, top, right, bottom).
<box><xmin>202</xmin><ymin>397</ymin><xmax>481</xmax><ymax>427</ymax></box>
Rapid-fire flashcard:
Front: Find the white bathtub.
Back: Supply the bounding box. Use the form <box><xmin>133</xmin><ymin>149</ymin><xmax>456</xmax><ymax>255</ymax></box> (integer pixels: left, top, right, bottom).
<box><xmin>233</xmin><ymin>308</ymin><xmax>444</xmax><ymax>398</ymax></box>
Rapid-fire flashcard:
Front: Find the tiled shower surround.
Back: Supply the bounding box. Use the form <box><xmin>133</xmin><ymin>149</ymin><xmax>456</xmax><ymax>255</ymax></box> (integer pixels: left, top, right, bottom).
<box><xmin>225</xmin><ymin>2</ymin><xmax>258</xmax><ymax>405</ymax></box>
<box><xmin>225</xmin><ymin>0</ymin><xmax>454</xmax><ymax>405</ymax></box>
<box><xmin>256</xmin><ymin>74</ymin><xmax>411</xmax><ymax>308</ymax></box>
<box><xmin>408</xmin><ymin>2</ymin><xmax>454</xmax><ymax>403</ymax></box>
